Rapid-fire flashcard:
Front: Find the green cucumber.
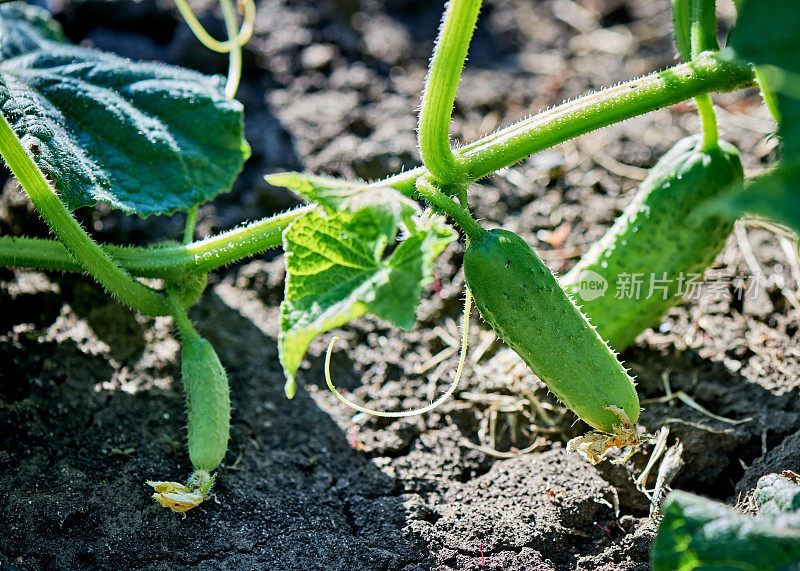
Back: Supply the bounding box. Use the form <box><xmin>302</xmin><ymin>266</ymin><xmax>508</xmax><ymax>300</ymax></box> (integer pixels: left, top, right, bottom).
<box><xmin>181</xmin><ymin>332</ymin><xmax>231</xmax><ymax>472</ymax></box>
<box><xmin>464</xmin><ymin>227</ymin><xmax>640</xmax><ymax>433</ymax></box>
<box><xmin>563</xmin><ymin>135</ymin><xmax>743</xmax><ymax>350</ymax></box>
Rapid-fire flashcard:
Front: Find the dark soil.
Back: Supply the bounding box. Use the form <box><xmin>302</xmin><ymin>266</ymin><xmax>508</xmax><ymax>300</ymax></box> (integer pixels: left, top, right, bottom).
<box><xmin>1</xmin><ymin>0</ymin><xmax>798</xmax><ymax>569</ymax></box>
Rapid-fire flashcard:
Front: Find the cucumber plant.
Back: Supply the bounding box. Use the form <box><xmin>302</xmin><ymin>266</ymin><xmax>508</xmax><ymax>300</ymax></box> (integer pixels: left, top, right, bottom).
<box><xmin>0</xmin><ymin>0</ymin><xmax>794</xmax><ymax>513</ymax></box>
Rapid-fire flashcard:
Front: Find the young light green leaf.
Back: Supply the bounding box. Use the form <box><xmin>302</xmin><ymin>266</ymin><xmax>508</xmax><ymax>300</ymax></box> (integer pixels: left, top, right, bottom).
<box><xmin>267</xmin><ymin>172</ymin><xmax>419</xmax><ymax>246</ymax></box>
<box><xmin>0</xmin><ymin>3</ymin><xmax>250</xmax><ymax>216</ymax></box>
<box><xmin>278</xmin><ymin>182</ymin><xmax>455</xmax><ymax>398</ymax></box>
<box><xmin>267</xmin><ymin>172</ymin><xmax>418</xmax><ymax>215</ymax></box>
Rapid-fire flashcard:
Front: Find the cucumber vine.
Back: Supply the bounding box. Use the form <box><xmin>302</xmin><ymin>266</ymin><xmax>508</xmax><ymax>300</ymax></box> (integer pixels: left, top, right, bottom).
<box><xmin>0</xmin><ymin>0</ymin><xmax>797</xmax><ymax>522</ymax></box>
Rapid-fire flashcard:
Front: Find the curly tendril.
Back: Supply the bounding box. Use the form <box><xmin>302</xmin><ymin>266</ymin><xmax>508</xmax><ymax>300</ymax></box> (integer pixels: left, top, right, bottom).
<box><xmin>324</xmin><ymin>289</ymin><xmax>472</xmax><ymax>418</ymax></box>
<box><xmin>172</xmin><ymin>0</ymin><xmax>255</xmax><ymax>53</ymax></box>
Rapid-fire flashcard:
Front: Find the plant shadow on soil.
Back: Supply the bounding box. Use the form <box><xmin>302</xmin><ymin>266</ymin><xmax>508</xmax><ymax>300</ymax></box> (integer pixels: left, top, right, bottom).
<box><xmin>0</xmin><ymin>283</ymin><xmax>429</xmax><ymax>570</ymax></box>
<box><xmin>2</xmin><ymin>267</ymin><xmax>797</xmax><ymax>570</ymax></box>
<box><xmin>0</xmin><ymin>278</ymin><xmax>626</xmax><ymax>570</ymax></box>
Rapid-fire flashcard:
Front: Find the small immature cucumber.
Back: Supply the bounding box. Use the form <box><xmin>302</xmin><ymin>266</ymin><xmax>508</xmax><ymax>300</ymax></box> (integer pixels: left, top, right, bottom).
<box><xmin>563</xmin><ymin>135</ymin><xmax>743</xmax><ymax>350</ymax></box>
<box><xmin>181</xmin><ymin>333</ymin><xmax>231</xmax><ymax>472</ymax></box>
<box><xmin>464</xmin><ymin>228</ymin><xmax>639</xmax><ymax>433</ymax></box>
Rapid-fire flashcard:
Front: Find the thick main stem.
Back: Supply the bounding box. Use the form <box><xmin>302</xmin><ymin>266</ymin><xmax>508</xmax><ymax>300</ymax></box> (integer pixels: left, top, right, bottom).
<box><xmin>417</xmin><ymin>0</ymin><xmax>481</xmax><ymax>184</ymax></box>
<box><xmin>455</xmin><ymin>54</ymin><xmax>743</xmax><ymax>178</ymax></box>
<box><xmin>382</xmin><ymin>55</ymin><xmax>753</xmax><ymax>196</ymax></box>
<box><xmin>0</xmin><ymin>112</ymin><xmax>171</xmax><ymax>316</ymax></box>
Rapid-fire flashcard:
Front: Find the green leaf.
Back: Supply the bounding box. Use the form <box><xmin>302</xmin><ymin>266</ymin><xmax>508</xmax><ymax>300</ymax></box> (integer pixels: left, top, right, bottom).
<box><xmin>754</xmin><ymin>67</ymin><xmax>784</xmax><ymax>125</ymax></box>
<box><xmin>729</xmin><ymin>0</ymin><xmax>800</xmax><ymax>75</ymax></box>
<box><xmin>0</xmin><ymin>2</ymin><xmax>250</xmax><ymax>216</ymax></box>
<box><xmin>651</xmin><ymin>489</ymin><xmax>800</xmax><ymax>571</ymax></box>
<box><xmin>276</xmin><ymin>180</ymin><xmax>455</xmax><ymax>398</ymax></box>
<box><xmin>705</xmin><ymin>163</ymin><xmax>800</xmax><ymax>233</ymax></box>
<box><xmin>729</xmin><ymin>0</ymin><xmax>800</xmax><ymax>157</ymax></box>
<box><xmin>267</xmin><ymin>172</ymin><xmax>420</xmax><ymax>246</ymax></box>
<box><xmin>267</xmin><ymin>172</ymin><xmax>419</xmax><ymax>216</ymax></box>
<box><xmin>708</xmin><ymin>0</ymin><xmax>800</xmax><ymax>230</ymax></box>
<box><xmin>756</xmin><ymin>474</ymin><xmax>800</xmax><ymax>516</ymax></box>
<box><xmin>0</xmin><ymin>1</ymin><xmax>64</xmax><ymax>50</ymax></box>
<box><xmin>751</xmin><ymin>65</ymin><xmax>800</xmax><ymax>158</ymax></box>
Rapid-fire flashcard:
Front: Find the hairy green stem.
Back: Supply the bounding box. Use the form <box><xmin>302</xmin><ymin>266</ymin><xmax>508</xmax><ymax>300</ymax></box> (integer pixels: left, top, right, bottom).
<box><xmin>417</xmin><ymin>0</ymin><xmax>481</xmax><ymax>184</ymax></box>
<box><xmin>2</xmin><ymin>57</ymin><xmax>753</xmax><ymax>279</ymax></box>
<box><xmin>382</xmin><ymin>54</ymin><xmax>753</xmax><ymax>196</ymax></box>
<box><xmin>672</xmin><ymin>0</ymin><xmax>691</xmax><ymax>61</ymax></box>
<box><xmin>0</xmin><ymin>112</ymin><xmax>171</xmax><ymax>316</ymax></box>
<box><xmin>416</xmin><ymin>177</ymin><xmax>483</xmax><ymax>241</ymax></box>
<box><xmin>0</xmin><ymin>206</ymin><xmax>312</xmax><ymax>279</ymax></box>
<box><xmin>695</xmin><ymin>92</ymin><xmax>718</xmax><ymax>149</ymax></box>
<box><xmin>689</xmin><ymin>0</ymin><xmax>719</xmax><ymax>149</ymax></box>
<box><xmin>455</xmin><ymin>54</ymin><xmax>745</xmax><ymax>178</ymax></box>
<box><xmin>691</xmin><ymin>0</ymin><xmax>718</xmax><ymax>57</ymax></box>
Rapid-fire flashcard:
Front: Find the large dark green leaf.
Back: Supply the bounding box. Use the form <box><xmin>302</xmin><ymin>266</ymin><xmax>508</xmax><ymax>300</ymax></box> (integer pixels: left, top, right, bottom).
<box><xmin>729</xmin><ymin>0</ymin><xmax>800</xmax><ymax>139</ymax></box>
<box><xmin>0</xmin><ymin>2</ymin><xmax>250</xmax><ymax>216</ymax></box>
<box><xmin>729</xmin><ymin>0</ymin><xmax>800</xmax><ymax>154</ymax></box>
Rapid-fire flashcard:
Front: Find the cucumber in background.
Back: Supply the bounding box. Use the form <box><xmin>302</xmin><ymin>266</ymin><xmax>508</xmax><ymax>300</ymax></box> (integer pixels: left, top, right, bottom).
<box><xmin>563</xmin><ymin>135</ymin><xmax>743</xmax><ymax>351</ymax></box>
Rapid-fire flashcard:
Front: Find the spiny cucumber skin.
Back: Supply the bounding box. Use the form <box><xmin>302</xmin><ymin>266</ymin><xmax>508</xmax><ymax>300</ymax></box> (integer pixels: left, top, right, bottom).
<box><xmin>182</xmin><ymin>336</ymin><xmax>231</xmax><ymax>472</ymax></box>
<box><xmin>564</xmin><ymin>136</ymin><xmax>743</xmax><ymax>351</ymax></box>
<box><xmin>465</xmin><ymin>228</ymin><xmax>640</xmax><ymax>433</ymax></box>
